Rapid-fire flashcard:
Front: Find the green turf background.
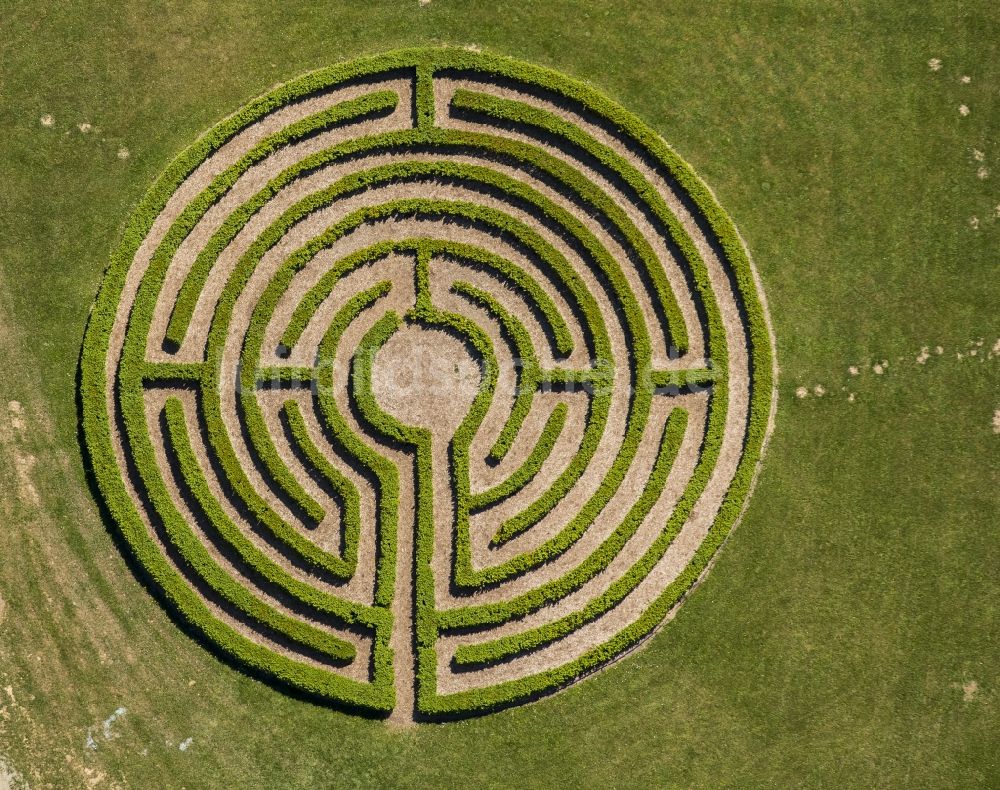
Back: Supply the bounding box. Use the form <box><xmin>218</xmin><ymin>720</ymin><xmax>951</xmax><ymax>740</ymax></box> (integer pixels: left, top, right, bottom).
<box><xmin>0</xmin><ymin>1</ymin><xmax>997</xmax><ymax>787</ymax></box>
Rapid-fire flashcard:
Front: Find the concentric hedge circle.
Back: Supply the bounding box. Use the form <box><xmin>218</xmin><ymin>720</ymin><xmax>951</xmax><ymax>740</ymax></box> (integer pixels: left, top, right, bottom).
<box><xmin>80</xmin><ymin>48</ymin><xmax>775</xmax><ymax>721</ymax></box>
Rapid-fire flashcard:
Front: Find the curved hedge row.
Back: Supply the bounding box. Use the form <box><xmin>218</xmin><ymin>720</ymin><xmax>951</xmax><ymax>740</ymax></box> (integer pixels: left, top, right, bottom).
<box><xmin>162</xmin><ymin>397</ymin><xmax>356</xmax><ymax>664</ymax></box>
<box><xmin>164</xmin><ymin>89</ymin><xmax>400</xmax><ymax>349</ymax></box>
<box><xmin>81</xmin><ymin>47</ymin><xmax>774</xmax><ymax>720</ymax></box>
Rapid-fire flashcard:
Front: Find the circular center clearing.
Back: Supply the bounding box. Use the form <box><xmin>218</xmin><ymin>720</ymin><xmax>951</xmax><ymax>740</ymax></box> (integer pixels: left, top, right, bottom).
<box><xmin>370</xmin><ymin>323</ymin><xmax>483</xmax><ymax>436</ymax></box>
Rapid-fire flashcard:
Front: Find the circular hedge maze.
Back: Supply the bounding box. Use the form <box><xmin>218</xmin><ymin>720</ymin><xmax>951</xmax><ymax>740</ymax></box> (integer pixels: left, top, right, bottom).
<box><xmin>81</xmin><ymin>49</ymin><xmax>775</xmax><ymax>721</ymax></box>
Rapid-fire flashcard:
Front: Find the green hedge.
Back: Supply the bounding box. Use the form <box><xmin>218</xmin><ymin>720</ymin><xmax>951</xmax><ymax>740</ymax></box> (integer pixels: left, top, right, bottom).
<box><xmin>164</xmin><ymin>89</ymin><xmax>399</xmax><ymax>349</ymax></box>
<box><xmin>281</xmin><ymin>400</ymin><xmax>362</xmax><ymax>568</ymax></box>
<box><xmin>162</xmin><ymin>397</ymin><xmax>356</xmax><ymax>665</ymax></box>
<box><xmin>80</xmin><ymin>47</ymin><xmax>773</xmax><ymax>719</ymax></box>
<box><xmin>453</xmin><ymin>407</ymin><xmax>688</xmax><ymax>667</ymax></box>
<box><xmin>423</xmin><ymin>52</ymin><xmax>770</xmax><ymax>718</ymax></box>
<box><xmin>222</xmin><ymin>161</ymin><xmax>650</xmax><ymax>588</ymax></box>
<box><xmin>312</xmin><ymin>283</ymin><xmax>401</xmax><ymax>610</ymax></box>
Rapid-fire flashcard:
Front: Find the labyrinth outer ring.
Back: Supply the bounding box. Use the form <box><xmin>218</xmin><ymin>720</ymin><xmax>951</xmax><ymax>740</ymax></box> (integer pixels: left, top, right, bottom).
<box><xmin>80</xmin><ymin>48</ymin><xmax>777</xmax><ymax>720</ymax></box>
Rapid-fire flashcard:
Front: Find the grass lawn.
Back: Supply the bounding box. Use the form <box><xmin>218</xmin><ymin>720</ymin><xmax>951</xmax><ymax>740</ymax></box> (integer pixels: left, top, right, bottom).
<box><xmin>0</xmin><ymin>1</ymin><xmax>997</xmax><ymax>787</ymax></box>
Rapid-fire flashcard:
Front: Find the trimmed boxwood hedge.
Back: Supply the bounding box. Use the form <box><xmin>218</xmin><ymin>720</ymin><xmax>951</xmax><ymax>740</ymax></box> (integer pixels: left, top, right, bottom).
<box><xmin>80</xmin><ymin>47</ymin><xmax>774</xmax><ymax>719</ymax></box>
